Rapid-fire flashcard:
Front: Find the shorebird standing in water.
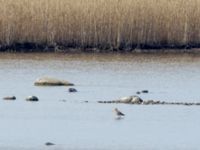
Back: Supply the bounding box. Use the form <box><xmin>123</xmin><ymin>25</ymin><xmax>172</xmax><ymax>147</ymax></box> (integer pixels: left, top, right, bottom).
<box><xmin>113</xmin><ymin>108</ymin><xmax>125</xmax><ymax>119</ymax></box>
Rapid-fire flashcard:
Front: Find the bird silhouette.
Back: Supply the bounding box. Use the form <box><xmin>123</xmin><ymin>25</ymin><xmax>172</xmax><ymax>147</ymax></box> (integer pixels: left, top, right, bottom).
<box><xmin>113</xmin><ymin>108</ymin><xmax>125</xmax><ymax>119</ymax></box>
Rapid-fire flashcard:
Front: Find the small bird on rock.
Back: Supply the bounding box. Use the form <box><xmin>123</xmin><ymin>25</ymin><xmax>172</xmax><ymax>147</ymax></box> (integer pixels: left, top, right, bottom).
<box><xmin>113</xmin><ymin>108</ymin><xmax>125</xmax><ymax>119</ymax></box>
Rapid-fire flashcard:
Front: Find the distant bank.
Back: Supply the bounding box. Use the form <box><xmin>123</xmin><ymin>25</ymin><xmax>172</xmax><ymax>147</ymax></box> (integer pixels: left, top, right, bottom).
<box><xmin>0</xmin><ymin>0</ymin><xmax>200</xmax><ymax>52</ymax></box>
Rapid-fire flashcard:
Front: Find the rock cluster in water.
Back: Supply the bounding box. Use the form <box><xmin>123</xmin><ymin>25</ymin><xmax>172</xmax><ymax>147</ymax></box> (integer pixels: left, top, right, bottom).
<box><xmin>2</xmin><ymin>82</ymin><xmax>200</xmax><ymax>107</ymax></box>
<box><xmin>34</xmin><ymin>77</ymin><xmax>74</xmax><ymax>86</ymax></box>
<box><xmin>136</xmin><ymin>90</ymin><xmax>149</xmax><ymax>94</ymax></box>
<box><xmin>98</xmin><ymin>95</ymin><xmax>200</xmax><ymax>106</ymax></box>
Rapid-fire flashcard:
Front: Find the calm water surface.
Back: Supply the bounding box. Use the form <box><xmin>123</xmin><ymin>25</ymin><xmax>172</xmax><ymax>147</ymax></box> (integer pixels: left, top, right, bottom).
<box><xmin>0</xmin><ymin>53</ymin><xmax>200</xmax><ymax>150</ymax></box>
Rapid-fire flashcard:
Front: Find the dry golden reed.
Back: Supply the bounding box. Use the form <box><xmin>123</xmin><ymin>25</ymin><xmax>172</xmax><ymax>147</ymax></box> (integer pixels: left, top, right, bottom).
<box><xmin>0</xmin><ymin>0</ymin><xmax>200</xmax><ymax>50</ymax></box>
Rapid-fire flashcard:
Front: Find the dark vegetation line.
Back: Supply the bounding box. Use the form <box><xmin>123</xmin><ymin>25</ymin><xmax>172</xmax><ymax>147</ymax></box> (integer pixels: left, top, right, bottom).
<box><xmin>1</xmin><ymin>42</ymin><xmax>200</xmax><ymax>53</ymax></box>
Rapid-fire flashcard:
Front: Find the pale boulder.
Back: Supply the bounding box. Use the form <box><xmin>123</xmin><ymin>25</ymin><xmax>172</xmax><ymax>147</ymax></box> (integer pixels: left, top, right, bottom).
<box><xmin>118</xmin><ymin>95</ymin><xmax>143</xmax><ymax>104</ymax></box>
<box><xmin>34</xmin><ymin>77</ymin><xmax>74</xmax><ymax>86</ymax></box>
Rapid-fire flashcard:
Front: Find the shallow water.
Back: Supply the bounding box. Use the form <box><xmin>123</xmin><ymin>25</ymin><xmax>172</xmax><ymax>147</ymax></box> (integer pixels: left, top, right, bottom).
<box><xmin>0</xmin><ymin>52</ymin><xmax>200</xmax><ymax>150</ymax></box>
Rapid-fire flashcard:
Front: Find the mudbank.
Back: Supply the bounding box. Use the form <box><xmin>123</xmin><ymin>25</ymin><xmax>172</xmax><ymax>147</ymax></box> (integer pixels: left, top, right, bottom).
<box><xmin>97</xmin><ymin>96</ymin><xmax>200</xmax><ymax>106</ymax></box>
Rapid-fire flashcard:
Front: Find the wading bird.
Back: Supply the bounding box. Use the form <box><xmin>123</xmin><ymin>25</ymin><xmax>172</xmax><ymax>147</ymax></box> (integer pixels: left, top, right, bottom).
<box><xmin>113</xmin><ymin>108</ymin><xmax>125</xmax><ymax>119</ymax></box>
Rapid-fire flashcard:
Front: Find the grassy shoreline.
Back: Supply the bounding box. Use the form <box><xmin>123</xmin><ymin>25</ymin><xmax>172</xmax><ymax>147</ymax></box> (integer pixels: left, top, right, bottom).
<box><xmin>1</xmin><ymin>0</ymin><xmax>200</xmax><ymax>52</ymax></box>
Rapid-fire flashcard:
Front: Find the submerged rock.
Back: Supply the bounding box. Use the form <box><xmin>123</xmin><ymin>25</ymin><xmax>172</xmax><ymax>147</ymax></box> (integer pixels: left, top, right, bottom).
<box><xmin>3</xmin><ymin>96</ymin><xmax>16</xmax><ymax>100</ymax></box>
<box><xmin>45</xmin><ymin>142</ymin><xmax>55</xmax><ymax>146</ymax></box>
<box><xmin>60</xmin><ymin>99</ymin><xmax>67</xmax><ymax>102</ymax></box>
<box><xmin>153</xmin><ymin>101</ymin><xmax>160</xmax><ymax>104</ymax></box>
<box><xmin>26</xmin><ymin>96</ymin><xmax>39</xmax><ymax>102</ymax></box>
<box><xmin>136</xmin><ymin>91</ymin><xmax>141</xmax><ymax>94</ymax></box>
<box><xmin>143</xmin><ymin>100</ymin><xmax>154</xmax><ymax>105</ymax></box>
<box><xmin>34</xmin><ymin>77</ymin><xmax>74</xmax><ymax>86</ymax></box>
<box><xmin>184</xmin><ymin>103</ymin><xmax>193</xmax><ymax>106</ymax></box>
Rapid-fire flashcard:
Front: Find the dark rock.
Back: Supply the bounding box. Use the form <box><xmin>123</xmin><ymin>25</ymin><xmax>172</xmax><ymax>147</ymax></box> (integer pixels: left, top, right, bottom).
<box><xmin>142</xmin><ymin>101</ymin><xmax>148</xmax><ymax>105</ymax></box>
<box><xmin>159</xmin><ymin>101</ymin><xmax>166</xmax><ymax>105</ymax></box>
<box><xmin>84</xmin><ymin>101</ymin><xmax>88</xmax><ymax>103</ymax></box>
<box><xmin>152</xmin><ymin>101</ymin><xmax>160</xmax><ymax>104</ymax></box>
<box><xmin>26</xmin><ymin>96</ymin><xmax>39</xmax><ymax>102</ymax></box>
<box><xmin>179</xmin><ymin>102</ymin><xmax>185</xmax><ymax>105</ymax></box>
<box><xmin>142</xmin><ymin>100</ymin><xmax>160</xmax><ymax>105</ymax></box>
<box><xmin>148</xmin><ymin>100</ymin><xmax>154</xmax><ymax>104</ymax></box>
<box><xmin>173</xmin><ymin>102</ymin><xmax>179</xmax><ymax>105</ymax></box>
<box><xmin>143</xmin><ymin>100</ymin><xmax>154</xmax><ymax>105</ymax></box>
<box><xmin>141</xmin><ymin>90</ymin><xmax>149</xmax><ymax>93</ymax></box>
<box><xmin>68</xmin><ymin>88</ymin><xmax>77</xmax><ymax>92</ymax></box>
<box><xmin>175</xmin><ymin>102</ymin><xmax>184</xmax><ymax>105</ymax></box>
<box><xmin>189</xmin><ymin>103</ymin><xmax>193</xmax><ymax>105</ymax></box>
<box><xmin>3</xmin><ymin>96</ymin><xmax>16</xmax><ymax>100</ymax></box>
<box><xmin>34</xmin><ymin>77</ymin><xmax>74</xmax><ymax>86</ymax></box>
<box><xmin>60</xmin><ymin>99</ymin><xmax>67</xmax><ymax>102</ymax></box>
<box><xmin>184</xmin><ymin>103</ymin><xmax>191</xmax><ymax>106</ymax></box>
<box><xmin>167</xmin><ymin>102</ymin><xmax>174</xmax><ymax>105</ymax></box>
<box><xmin>136</xmin><ymin>91</ymin><xmax>141</xmax><ymax>94</ymax></box>
<box><xmin>142</xmin><ymin>101</ymin><xmax>149</xmax><ymax>105</ymax></box>
<box><xmin>45</xmin><ymin>142</ymin><xmax>55</xmax><ymax>146</ymax></box>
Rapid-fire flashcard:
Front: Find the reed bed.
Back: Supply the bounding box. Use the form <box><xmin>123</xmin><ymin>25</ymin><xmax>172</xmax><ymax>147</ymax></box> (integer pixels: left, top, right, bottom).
<box><xmin>0</xmin><ymin>0</ymin><xmax>200</xmax><ymax>51</ymax></box>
